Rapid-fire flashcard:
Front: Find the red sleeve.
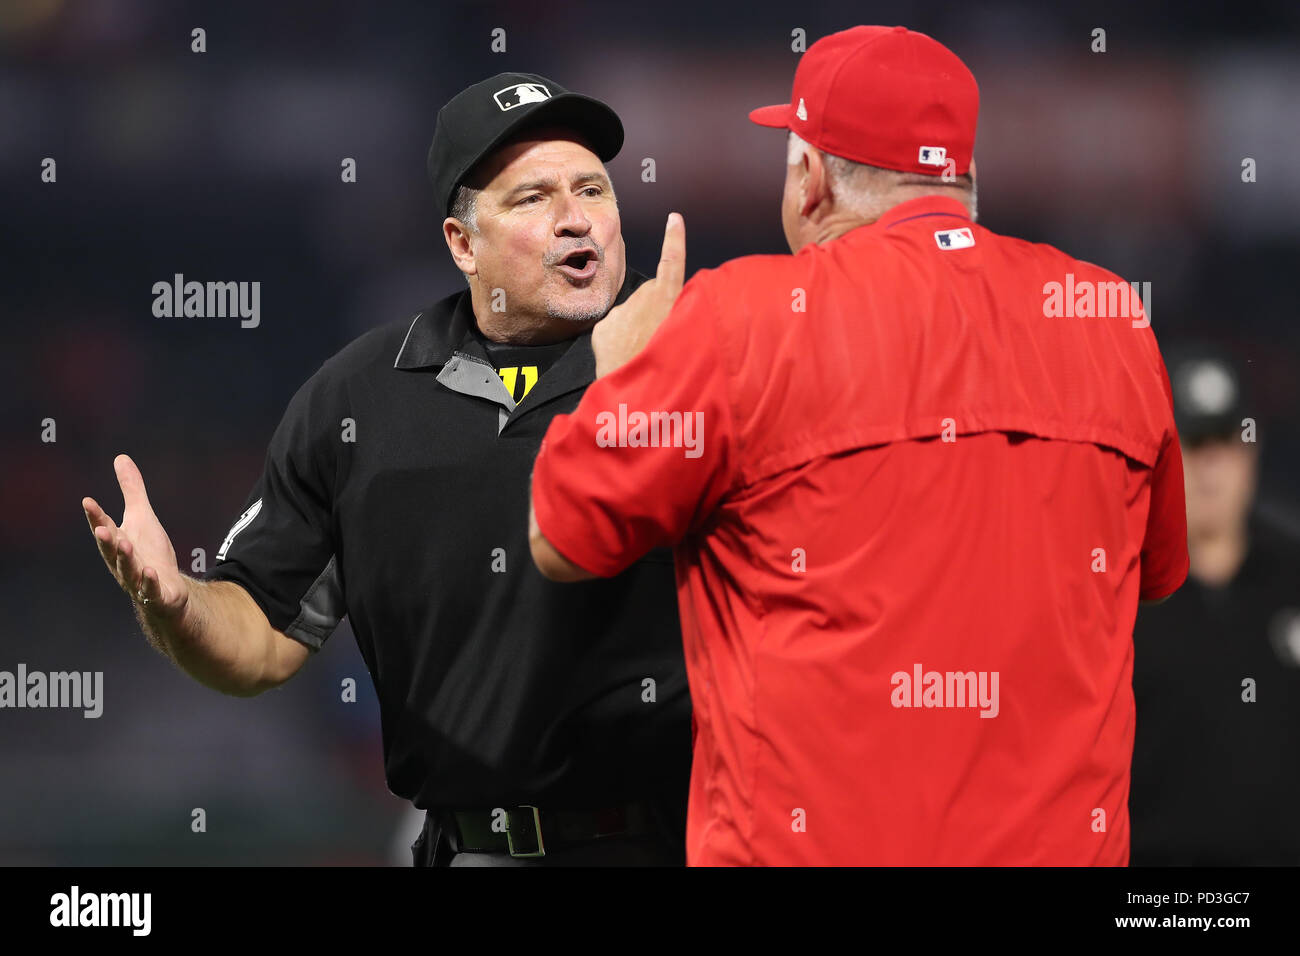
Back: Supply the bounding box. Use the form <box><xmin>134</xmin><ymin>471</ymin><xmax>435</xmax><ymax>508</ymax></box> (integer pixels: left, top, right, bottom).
<box><xmin>1139</xmin><ymin>361</ymin><xmax>1190</xmax><ymax>600</ymax></box>
<box><xmin>531</xmin><ymin>273</ymin><xmax>739</xmax><ymax>577</ymax></box>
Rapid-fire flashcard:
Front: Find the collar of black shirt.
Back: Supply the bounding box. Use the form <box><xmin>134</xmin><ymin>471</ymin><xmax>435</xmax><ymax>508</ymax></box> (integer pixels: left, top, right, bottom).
<box><xmin>393</xmin><ymin>266</ymin><xmax>649</xmax><ymax>372</ymax></box>
<box><xmin>393</xmin><ymin>267</ymin><xmax>648</xmax><ymax>426</ymax></box>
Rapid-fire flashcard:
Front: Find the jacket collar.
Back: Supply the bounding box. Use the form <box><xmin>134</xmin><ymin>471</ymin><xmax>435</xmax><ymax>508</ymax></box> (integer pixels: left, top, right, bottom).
<box><xmin>873</xmin><ymin>195</ymin><xmax>972</xmax><ymax>231</ymax></box>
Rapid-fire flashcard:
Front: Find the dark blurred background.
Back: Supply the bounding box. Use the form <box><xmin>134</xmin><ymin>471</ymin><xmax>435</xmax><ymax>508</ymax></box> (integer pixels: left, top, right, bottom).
<box><xmin>1</xmin><ymin>0</ymin><xmax>1297</xmax><ymax>864</ymax></box>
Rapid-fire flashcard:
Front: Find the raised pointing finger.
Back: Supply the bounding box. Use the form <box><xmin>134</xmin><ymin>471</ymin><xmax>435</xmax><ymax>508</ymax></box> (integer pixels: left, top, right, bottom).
<box><xmin>656</xmin><ymin>212</ymin><xmax>686</xmax><ymax>297</ymax></box>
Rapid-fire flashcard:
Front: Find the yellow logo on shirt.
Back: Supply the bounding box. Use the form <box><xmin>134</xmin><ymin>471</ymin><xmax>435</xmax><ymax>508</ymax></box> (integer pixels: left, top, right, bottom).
<box><xmin>497</xmin><ymin>366</ymin><xmax>539</xmax><ymax>403</ymax></box>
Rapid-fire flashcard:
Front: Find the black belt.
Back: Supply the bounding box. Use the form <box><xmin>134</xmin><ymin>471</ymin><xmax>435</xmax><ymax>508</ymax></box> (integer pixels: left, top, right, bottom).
<box><xmin>435</xmin><ymin>803</ymin><xmax>656</xmax><ymax>859</ymax></box>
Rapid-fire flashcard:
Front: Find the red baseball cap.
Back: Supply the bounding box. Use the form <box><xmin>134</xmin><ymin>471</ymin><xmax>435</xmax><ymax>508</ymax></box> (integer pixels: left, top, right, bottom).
<box><xmin>750</xmin><ymin>25</ymin><xmax>979</xmax><ymax>176</ymax></box>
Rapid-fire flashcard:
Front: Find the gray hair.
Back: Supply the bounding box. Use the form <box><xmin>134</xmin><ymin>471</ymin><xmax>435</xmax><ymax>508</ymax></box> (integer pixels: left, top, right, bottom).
<box><xmin>786</xmin><ymin>131</ymin><xmax>976</xmax><ymax>221</ymax></box>
<box><xmin>449</xmin><ymin>183</ymin><xmax>480</xmax><ymax>234</ymax></box>
<box><xmin>448</xmin><ymin>184</ymin><xmax>480</xmax><ymax>286</ymax></box>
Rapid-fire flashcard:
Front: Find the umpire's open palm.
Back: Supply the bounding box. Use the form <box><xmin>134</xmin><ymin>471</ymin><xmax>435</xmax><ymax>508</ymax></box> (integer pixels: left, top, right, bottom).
<box><xmin>83</xmin><ymin>454</ymin><xmax>188</xmax><ymax>621</ymax></box>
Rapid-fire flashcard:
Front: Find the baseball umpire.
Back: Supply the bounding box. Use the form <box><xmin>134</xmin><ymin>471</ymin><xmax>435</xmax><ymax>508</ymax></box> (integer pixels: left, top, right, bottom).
<box><xmin>1130</xmin><ymin>345</ymin><xmax>1300</xmax><ymax>864</ymax></box>
<box><xmin>82</xmin><ymin>72</ymin><xmax>692</xmax><ymax>866</ymax></box>
<box><xmin>529</xmin><ymin>27</ymin><xmax>1188</xmax><ymax>864</ymax></box>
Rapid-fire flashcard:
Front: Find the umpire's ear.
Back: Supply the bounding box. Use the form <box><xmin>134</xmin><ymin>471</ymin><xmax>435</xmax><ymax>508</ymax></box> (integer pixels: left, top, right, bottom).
<box><xmin>443</xmin><ymin>217</ymin><xmax>478</xmax><ymax>279</ymax></box>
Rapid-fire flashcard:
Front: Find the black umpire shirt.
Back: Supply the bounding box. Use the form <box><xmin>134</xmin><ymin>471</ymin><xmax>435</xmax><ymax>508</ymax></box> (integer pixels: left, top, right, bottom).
<box><xmin>1130</xmin><ymin>517</ymin><xmax>1300</xmax><ymax>864</ymax></box>
<box><xmin>201</xmin><ymin>268</ymin><xmax>693</xmax><ymax>817</ymax></box>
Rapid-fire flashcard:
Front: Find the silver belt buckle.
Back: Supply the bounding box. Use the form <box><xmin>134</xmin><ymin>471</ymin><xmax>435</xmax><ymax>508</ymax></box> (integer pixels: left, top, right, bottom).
<box><xmin>506</xmin><ymin>805</ymin><xmax>545</xmax><ymax>858</ymax></box>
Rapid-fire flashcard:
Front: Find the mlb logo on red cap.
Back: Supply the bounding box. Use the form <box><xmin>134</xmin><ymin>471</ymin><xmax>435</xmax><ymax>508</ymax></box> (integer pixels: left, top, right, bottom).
<box><xmin>749</xmin><ymin>25</ymin><xmax>979</xmax><ymax>177</ymax></box>
<box><xmin>919</xmin><ymin>146</ymin><xmax>947</xmax><ymax>167</ymax></box>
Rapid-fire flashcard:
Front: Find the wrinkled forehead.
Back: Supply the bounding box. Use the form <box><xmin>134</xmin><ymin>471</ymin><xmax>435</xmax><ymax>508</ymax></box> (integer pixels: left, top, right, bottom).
<box><xmin>471</xmin><ymin>126</ymin><xmax>605</xmax><ymax>192</ymax></box>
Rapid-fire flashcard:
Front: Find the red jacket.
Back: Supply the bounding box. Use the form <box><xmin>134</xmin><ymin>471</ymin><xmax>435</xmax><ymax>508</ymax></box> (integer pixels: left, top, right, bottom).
<box><xmin>533</xmin><ymin>195</ymin><xmax>1188</xmax><ymax>865</ymax></box>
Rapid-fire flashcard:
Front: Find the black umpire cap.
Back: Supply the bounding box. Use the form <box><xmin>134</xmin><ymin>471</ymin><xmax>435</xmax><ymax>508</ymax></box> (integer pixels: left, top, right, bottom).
<box><xmin>428</xmin><ymin>72</ymin><xmax>625</xmax><ymax>218</ymax></box>
<box><xmin>1166</xmin><ymin>345</ymin><xmax>1251</xmax><ymax>445</ymax></box>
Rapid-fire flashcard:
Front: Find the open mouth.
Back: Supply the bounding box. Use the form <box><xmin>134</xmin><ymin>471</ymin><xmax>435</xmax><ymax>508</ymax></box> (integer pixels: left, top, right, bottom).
<box><xmin>555</xmin><ymin>248</ymin><xmax>599</xmax><ymax>281</ymax></box>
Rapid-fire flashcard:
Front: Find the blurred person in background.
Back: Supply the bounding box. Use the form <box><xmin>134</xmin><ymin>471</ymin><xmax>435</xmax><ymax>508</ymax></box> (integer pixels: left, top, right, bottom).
<box><xmin>81</xmin><ymin>73</ymin><xmax>691</xmax><ymax>867</ymax></box>
<box><xmin>1131</xmin><ymin>345</ymin><xmax>1300</xmax><ymax>865</ymax></box>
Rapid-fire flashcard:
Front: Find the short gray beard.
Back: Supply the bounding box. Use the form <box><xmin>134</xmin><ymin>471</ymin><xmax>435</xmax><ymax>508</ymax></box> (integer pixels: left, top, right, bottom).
<box><xmin>544</xmin><ymin>296</ymin><xmax>611</xmax><ymax>323</ymax></box>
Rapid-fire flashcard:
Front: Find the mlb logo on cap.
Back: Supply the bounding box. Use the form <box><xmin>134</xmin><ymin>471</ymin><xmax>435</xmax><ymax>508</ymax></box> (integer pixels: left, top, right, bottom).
<box><xmin>494</xmin><ymin>82</ymin><xmax>551</xmax><ymax>111</ymax></box>
<box><xmin>919</xmin><ymin>146</ymin><xmax>947</xmax><ymax>167</ymax></box>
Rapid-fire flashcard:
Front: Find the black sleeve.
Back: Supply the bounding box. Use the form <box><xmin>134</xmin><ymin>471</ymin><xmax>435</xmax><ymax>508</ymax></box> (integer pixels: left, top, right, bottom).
<box><xmin>201</xmin><ymin>363</ymin><xmax>346</xmax><ymax>652</ymax></box>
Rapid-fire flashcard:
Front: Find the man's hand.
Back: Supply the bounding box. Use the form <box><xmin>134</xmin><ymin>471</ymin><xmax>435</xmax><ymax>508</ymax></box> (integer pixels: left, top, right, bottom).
<box><xmin>592</xmin><ymin>212</ymin><xmax>686</xmax><ymax>379</ymax></box>
<box><xmin>83</xmin><ymin>453</ymin><xmax>188</xmax><ymax>623</ymax></box>
<box><xmin>83</xmin><ymin>454</ymin><xmax>309</xmax><ymax>695</ymax></box>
